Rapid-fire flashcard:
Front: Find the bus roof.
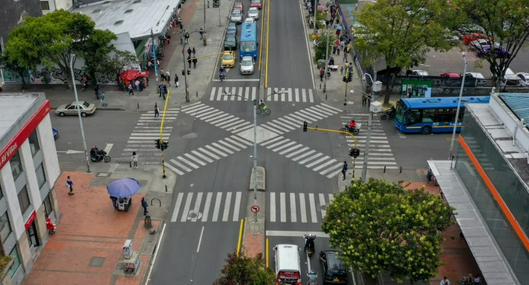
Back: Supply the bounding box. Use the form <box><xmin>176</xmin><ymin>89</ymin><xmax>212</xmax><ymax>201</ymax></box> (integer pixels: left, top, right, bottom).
<box><xmin>241</xmin><ymin>22</ymin><xmax>257</xmax><ymax>42</ymax></box>
<box><xmin>401</xmin><ymin>96</ymin><xmax>490</xmax><ymax>109</ymax></box>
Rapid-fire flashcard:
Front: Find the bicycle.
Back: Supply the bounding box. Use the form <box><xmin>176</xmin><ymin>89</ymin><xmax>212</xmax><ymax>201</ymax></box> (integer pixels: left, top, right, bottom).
<box><xmin>256</xmin><ymin>103</ymin><xmax>271</xmax><ymax>115</ymax></box>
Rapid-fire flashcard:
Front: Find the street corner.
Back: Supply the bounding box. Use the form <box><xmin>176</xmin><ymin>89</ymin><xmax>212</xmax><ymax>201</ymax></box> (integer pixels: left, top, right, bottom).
<box><xmin>403</xmin><ymin>181</ymin><xmax>441</xmax><ymax>196</ymax></box>
<box><xmin>243</xmin><ymin>231</ymin><xmax>265</xmax><ymax>259</ymax></box>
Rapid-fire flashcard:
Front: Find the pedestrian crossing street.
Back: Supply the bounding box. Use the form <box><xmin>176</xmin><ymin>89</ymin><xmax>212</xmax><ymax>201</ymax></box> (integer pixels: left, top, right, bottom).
<box><xmin>208</xmin><ymin>86</ymin><xmax>316</xmax><ymax>103</ymax></box>
<box><xmin>342</xmin><ymin>114</ymin><xmax>399</xmax><ymax>170</ymax></box>
<box><xmin>261</xmin><ymin>136</ymin><xmax>343</xmax><ymax>178</ymax></box>
<box><xmin>164</xmin><ymin>135</ymin><xmax>252</xmax><ymax>175</ymax></box>
<box><xmin>181</xmin><ymin>102</ymin><xmax>252</xmax><ymax>132</ymax></box>
<box><xmin>118</xmin><ymin>108</ymin><xmax>179</xmax><ymax>164</ymax></box>
<box><xmin>259</xmin><ymin>103</ymin><xmax>342</xmax><ymax>135</ymax></box>
<box><xmin>169</xmin><ymin>191</ymin><xmax>336</xmax><ymax>224</ymax></box>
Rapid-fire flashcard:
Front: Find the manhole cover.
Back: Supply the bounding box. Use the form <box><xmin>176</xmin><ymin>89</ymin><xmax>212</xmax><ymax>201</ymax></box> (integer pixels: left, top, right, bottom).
<box><xmin>96</xmin><ymin>172</ymin><xmax>110</xmax><ymax>177</ymax></box>
<box><xmin>89</xmin><ymin>256</ymin><xmax>105</xmax><ymax>267</ymax></box>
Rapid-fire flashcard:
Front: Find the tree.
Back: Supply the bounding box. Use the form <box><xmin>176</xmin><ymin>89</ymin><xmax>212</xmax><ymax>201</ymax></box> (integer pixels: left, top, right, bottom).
<box><xmin>452</xmin><ymin>0</ymin><xmax>529</xmax><ymax>87</ymax></box>
<box><xmin>354</xmin><ymin>0</ymin><xmax>452</xmax><ymax>103</ymax></box>
<box><xmin>322</xmin><ymin>179</ymin><xmax>453</xmax><ymax>283</ymax></box>
<box><xmin>79</xmin><ymin>29</ymin><xmax>117</xmax><ymax>85</ymax></box>
<box><xmin>315</xmin><ymin>31</ymin><xmax>336</xmax><ymax>63</ymax></box>
<box><xmin>214</xmin><ymin>252</ymin><xmax>275</xmax><ymax>285</ymax></box>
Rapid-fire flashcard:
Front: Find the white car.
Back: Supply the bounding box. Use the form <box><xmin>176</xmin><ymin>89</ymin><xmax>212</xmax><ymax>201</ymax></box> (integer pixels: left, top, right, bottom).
<box><xmin>516</xmin><ymin>72</ymin><xmax>529</xmax><ymax>86</ymax></box>
<box><xmin>244</xmin><ymin>17</ymin><xmax>255</xmax><ymax>24</ymax></box>
<box><xmin>230</xmin><ymin>10</ymin><xmax>242</xmax><ymax>23</ymax></box>
<box><xmin>411</xmin><ymin>69</ymin><xmax>429</xmax><ymax>76</ymax></box>
<box><xmin>248</xmin><ymin>7</ymin><xmax>259</xmax><ymax>20</ymax></box>
<box><xmin>240</xmin><ymin>56</ymin><xmax>254</xmax><ymax>75</ymax></box>
<box><xmin>503</xmin><ymin>68</ymin><xmax>520</xmax><ymax>85</ymax></box>
<box><xmin>465</xmin><ymin>72</ymin><xmax>485</xmax><ymax>79</ymax></box>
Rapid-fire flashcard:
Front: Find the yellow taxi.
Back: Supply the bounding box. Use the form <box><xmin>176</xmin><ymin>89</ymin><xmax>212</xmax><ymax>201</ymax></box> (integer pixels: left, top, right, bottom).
<box><xmin>221</xmin><ymin>51</ymin><xmax>236</xmax><ymax>68</ymax></box>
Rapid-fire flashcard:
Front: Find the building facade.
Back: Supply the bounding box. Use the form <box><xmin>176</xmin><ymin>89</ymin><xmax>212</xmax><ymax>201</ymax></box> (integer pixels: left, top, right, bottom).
<box><xmin>0</xmin><ymin>93</ymin><xmax>60</xmax><ymax>284</ymax></box>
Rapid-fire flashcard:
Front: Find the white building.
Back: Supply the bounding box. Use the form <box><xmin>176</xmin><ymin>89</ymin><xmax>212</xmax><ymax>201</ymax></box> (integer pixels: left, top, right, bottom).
<box><xmin>0</xmin><ymin>93</ymin><xmax>60</xmax><ymax>284</ymax></box>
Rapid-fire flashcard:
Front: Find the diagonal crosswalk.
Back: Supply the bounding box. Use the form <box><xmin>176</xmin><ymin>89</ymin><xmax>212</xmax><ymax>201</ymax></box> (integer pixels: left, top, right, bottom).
<box><xmin>181</xmin><ymin>102</ymin><xmax>252</xmax><ymax>132</ymax></box>
<box><xmin>261</xmin><ymin>136</ymin><xmax>344</xmax><ymax>178</ymax></box>
<box><xmin>341</xmin><ymin>114</ymin><xmax>398</xmax><ymax>170</ymax></box>
<box><xmin>208</xmin><ymin>86</ymin><xmax>316</xmax><ymax>103</ymax></box>
<box><xmin>118</xmin><ymin>107</ymin><xmax>179</xmax><ymax>164</ymax></box>
<box><xmin>168</xmin><ymin>191</ymin><xmax>336</xmax><ymax>224</ymax></box>
<box><xmin>165</xmin><ymin>135</ymin><xmax>253</xmax><ymax>175</ymax></box>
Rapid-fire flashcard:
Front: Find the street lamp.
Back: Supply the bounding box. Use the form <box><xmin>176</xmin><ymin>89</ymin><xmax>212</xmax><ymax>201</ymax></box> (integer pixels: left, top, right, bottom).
<box><xmin>69</xmin><ymin>55</ymin><xmax>91</xmax><ymax>173</ymax></box>
<box><xmin>449</xmin><ymin>52</ymin><xmax>468</xmax><ymax>162</ymax></box>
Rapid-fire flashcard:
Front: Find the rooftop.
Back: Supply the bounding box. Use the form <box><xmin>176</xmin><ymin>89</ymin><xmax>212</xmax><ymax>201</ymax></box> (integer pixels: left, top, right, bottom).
<box><xmin>74</xmin><ymin>0</ymin><xmax>179</xmax><ymax>39</ymax></box>
<box><xmin>0</xmin><ymin>93</ymin><xmax>44</xmax><ymax>140</ymax></box>
<box><xmin>402</xmin><ymin>96</ymin><xmax>490</xmax><ymax>109</ymax></box>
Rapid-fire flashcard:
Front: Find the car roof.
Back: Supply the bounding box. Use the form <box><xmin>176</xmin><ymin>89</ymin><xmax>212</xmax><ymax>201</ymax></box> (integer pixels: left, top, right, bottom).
<box><xmin>275</xmin><ymin>244</ymin><xmax>300</xmax><ymax>272</ymax></box>
<box><xmin>249</xmin><ymin>7</ymin><xmax>258</xmax><ymax>10</ymax></box>
<box><xmin>466</xmin><ymin>72</ymin><xmax>485</xmax><ymax>79</ymax></box>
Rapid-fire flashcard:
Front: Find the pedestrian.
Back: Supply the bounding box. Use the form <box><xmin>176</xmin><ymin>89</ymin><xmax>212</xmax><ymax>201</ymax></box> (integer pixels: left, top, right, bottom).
<box><xmin>127</xmin><ymin>83</ymin><xmax>134</xmax><ymax>96</ymax></box>
<box><xmin>199</xmin><ymin>27</ymin><xmax>205</xmax><ymax>39</ymax></box>
<box><xmin>440</xmin><ymin>276</ymin><xmax>450</xmax><ymax>285</ymax></box>
<box><xmin>187</xmin><ymin>47</ymin><xmax>192</xmax><ymax>57</ymax></box>
<box><xmin>174</xmin><ymin>74</ymin><xmax>179</xmax><ymax>87</ymax></box>
<box><xmin>187</xmin><ymin>56</ymin><xmax>192</xmax><ymax>69</ymax></box>
<box><xmin>341</xmin><ymin>161</ymin><xmax>348</xmax><ymax>180</ymax></box>
<box><xmin>178</xmin><ymin>17</ymin><xmax>183</xmax><ymax>29</ymax></box>
<box><xmin>158</xmin><ymin>84</ymin><xmax>164</xmax><ymax>97</ymax></box>
<box><xmin>192</xmin><ymin>56</ymin><xmax>198</xmax><ymax>68</ymax></box>
<box><xmin>134</xmin><ymin>79</ymin><xmax>140</xmax><ymax>91</ymax></box>
<box><xmin>94</xmin><ymin>85</ymin><xmax>100</xmax><ymax>100</ymax></box>
<box><xmin>141</xmin><ymin>197</ymin><xmax>149</xmax><ymax>216</ymax></box>
<box><xmin>362</xmin><ymin>93</ymin><xmax>367</xmax><ymax>106</ymax></box>
<box><xmin>154</xmin><ymin>102</ymin><xmax>160</xmax><ymax>118</ymax></box>
<box><xmin>166</xmin><ymin>71</ymin><xmax>171</xmax><ymax>86</ymax></box>
<box><xmin>319</xmin><ymin>68</ymin><xmax>324</xmax><ymax>82</ymax></box>
<box><xmin>66</xmin><ymin>176</ymin><xmax>74</xmax><ymax>195</ymax></box>
<box><xmin>192</xmin><ymin>47</ymin><xmax>196</xmax><ymax>56</ymax></box>
<box><xmin>162</xmin><ymin>84</ymin><xmax>168</xmax><ymax>100</ymax></box>
<box><xmin>131</xmin><ymin>151</ymin><xmax>138</xmax><ymax>168</ymax></box>
<box><xmin>472</xmin><ymin>275</ymin><xmax>481</xmax><ymax>285</ymax></box>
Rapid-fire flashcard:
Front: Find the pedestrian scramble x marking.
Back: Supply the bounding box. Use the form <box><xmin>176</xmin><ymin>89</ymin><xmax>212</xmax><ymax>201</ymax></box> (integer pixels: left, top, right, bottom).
<box><xmin>171</xmin><ymin>101</ymin><xmax>343</xmax><ymax>178</ymax></box>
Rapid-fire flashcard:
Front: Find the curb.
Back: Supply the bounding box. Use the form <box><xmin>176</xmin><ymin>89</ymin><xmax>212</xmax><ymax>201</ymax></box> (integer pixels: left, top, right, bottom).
<box><xmin>242</xmin><ymin>166</ymin><xmax>266</xmax><ymax>258</ymax></box>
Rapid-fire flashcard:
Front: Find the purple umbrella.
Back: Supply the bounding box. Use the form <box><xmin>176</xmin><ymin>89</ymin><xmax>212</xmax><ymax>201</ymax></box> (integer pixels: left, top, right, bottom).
<box><xmin>106</xmin><ymin>178</ymin><xmax>143</xmax><ymax>198</ymax></box>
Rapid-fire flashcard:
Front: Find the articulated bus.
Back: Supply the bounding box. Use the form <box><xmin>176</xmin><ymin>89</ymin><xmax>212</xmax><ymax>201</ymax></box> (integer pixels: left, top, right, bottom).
<box><xmin>240</xmin><ymin>22</ymin><xmax>258</xmax><ymax>59</ymax></box>
<box><xmin>394</xmin><ymin>96</ymin><xmax>490</xmax><ymax>134</ymax></box>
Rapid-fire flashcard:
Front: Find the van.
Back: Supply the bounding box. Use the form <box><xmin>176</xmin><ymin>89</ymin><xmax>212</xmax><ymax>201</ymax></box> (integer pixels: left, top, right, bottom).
<box><xmin>274</xmin><ymin>244</ymin><xmax>302</xmax><ymax>285</ymax></box>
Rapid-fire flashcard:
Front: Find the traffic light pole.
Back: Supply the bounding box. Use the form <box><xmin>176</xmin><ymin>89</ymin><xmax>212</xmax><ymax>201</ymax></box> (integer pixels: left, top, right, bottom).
<box><xmin>158</xmin><ymin>89</ymin><xmax>174</xmax><ymax>178</ymax></box>
<box><xmin>361</xmin><ymin>110</ymin><xmax>372</xmax><ymax>182</ymax></box>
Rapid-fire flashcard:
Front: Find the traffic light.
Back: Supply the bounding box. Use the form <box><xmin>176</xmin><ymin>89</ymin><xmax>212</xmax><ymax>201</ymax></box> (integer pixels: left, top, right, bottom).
<box><xmin>155</xmin><ymin>139</ymin><xmax>161</xmax><ymax>149</ymax></box>
<box><xmin>303</xmin><ymin>121</ymin><xmax>308</xmax><ymax>132</ymax></box>
<box><xmin>213</xmin><ymin>0</ymin><xmax>219</xmax><ymax>7</ymax></box>
<box><xmin>161</xmin><ymin>141</ymin><xmax>168</xmax><ymax>151</ymax></box>
<box><xmin>349</xmin><ymin>148</ymin><xmax>360</xmax><ymax>158</ymax></box>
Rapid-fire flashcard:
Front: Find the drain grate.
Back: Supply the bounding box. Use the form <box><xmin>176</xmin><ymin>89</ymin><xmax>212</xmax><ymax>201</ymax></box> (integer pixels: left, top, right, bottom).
<box><xmin>89</xmin><ymin>256</ymin><xmax>105</xmax><ymax>267</ymax></box>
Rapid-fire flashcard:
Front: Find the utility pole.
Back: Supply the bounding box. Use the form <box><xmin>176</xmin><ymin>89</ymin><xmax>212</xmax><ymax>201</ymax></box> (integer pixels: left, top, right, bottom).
<box><xmin>449</xmin><ymin>52</ymin><xmax>467</xmax><ymax>162</ymax></box>
<box><xmin>182</xmin><ymin>44</ymin><xmax>190</xmax><ymax>103</ymax></box>
<box><xmin>151</xmin><ymin>29</ymin><xmax>159</xmax><ymax>81</ymax></box>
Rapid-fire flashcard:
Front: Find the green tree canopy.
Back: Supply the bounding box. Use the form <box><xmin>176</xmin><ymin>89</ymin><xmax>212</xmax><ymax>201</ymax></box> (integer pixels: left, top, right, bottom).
<box><xmin>452</xmin><ymin>0</ymin><xmax>529</xmax><ymax>87</ymax></box>
<box><xmin>322</xmin><ymin>179</ymin><xmax>453</xmax><ymax>283</ymax></box>
<box><xmin>214</xmin><ymin>252</ymin><xmax>275</xmax><ymax>285</ymax></box>
<box><xmin>5</xmin><ymin>10</ymin><xmax>120</xmax><ymax>85</ymax></box>
<box><xmin>354</xmin><ymin>0</ymin><xmax>453</xmax><ymax>103</ymax></box>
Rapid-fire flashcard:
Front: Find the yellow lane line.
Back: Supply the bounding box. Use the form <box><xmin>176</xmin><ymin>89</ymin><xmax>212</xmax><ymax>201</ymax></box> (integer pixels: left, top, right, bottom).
<box><xmin>236</xmin><ymin>218</ymin><xmax>246</xmax><ymax>256</ymax></box>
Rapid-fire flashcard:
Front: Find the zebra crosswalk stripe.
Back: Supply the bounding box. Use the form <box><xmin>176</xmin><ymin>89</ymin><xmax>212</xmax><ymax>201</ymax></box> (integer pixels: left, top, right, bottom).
<box><xmin>180</xmin><ymin>193</ymin><xmax>194</xmax><ymax>222</ymax></box>
<box><xmin>280</xmin><ymin>192</ymin><xmax>286</xmax><ymax>223</ymax></box>
<box><xmin>270</xmin><ymin>192</ymin><xmax>276</xmax><ymax>223</ymax></box>
<box><xmin>295</xmin><ymin>88</ymin><xmax>300</xmax><ymax>102</ymax></box>
<box><xmin>165</xmin><ymin>162</ymin><xmax>185</xmax><ymax>175</ymax></box>
<box><xmin>177</xmin><ymin>156</ymin><xmax>200</xmax><ymax>169</ymax></box>
<box><xmin>299</xmin><ymin>193</ymin><xmax>307</xmax><ymax>223</ymax></box>
<box><xmin>184</xmin><ymin>153</ymin><xmax>206</xmax><ymax>166</ymax></box>
<box><xmin>222</xmin><ymin>192</ymin><xmax>232</xmax><ymax>222</ymax></box>
<box><xmin>191</xmin><ymin>193</ymin><xmax>203</xmax><ymax>222</ymax></box>
<box><xmin>212</xmin><ymin>192</ymin><xmax>222</xmax><ymax>222</ymax></box>
<box><xmin>308</xmin><ymin>193</ymin><xmax>317</xmax><ymax>223</ymax></box>
<box><xmin>233</xmin><ymin>192</ymin><xmax>242</xmax><ymax>222</ymax></box>
<box><xmin>202</xmin><ymin>192</ymin><xmax>213</xmax><ymax>222</ymax></box>
<box><xmin>170</xmin><ymin>192</ymin><xmax>184</xmax><ymax>222</ymax></box>
<box><xmin>170</xmin><ymin>159</ymin><xmax>192</xmax><ymax>172</ymax></box>
<box><xmin>205</xmin><ymin>144</ymin><xmax>228</xmax><ymax>157</ymax></box>
<box><xmin>191</xmin><ymin>150</ymin><xmax>213</xmax><ymax>163</ymax></box>
<box><xmin>290</xmin><ymin>193</ymin><xmax>297</xmax><ymax>223</ymax></box>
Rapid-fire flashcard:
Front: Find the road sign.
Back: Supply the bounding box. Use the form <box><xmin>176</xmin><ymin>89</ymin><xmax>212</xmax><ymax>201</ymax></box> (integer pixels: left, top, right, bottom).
<box><xmin>250</xmin><ymin>205</ymin><xmax>260</xmax><ymax>214</ymax></box>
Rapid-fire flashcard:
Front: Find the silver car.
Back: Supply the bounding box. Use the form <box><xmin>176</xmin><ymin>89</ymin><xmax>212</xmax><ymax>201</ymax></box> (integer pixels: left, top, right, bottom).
<box><xmin>230</xmin><ymin>10</ymin><xmax>243</xmax><ymax>23</ymax></box>
<box><xmin>55</xmin><ymin>101</ymin><xmax>96</xmax><ymax>117</ymax></box>
<box><xmin>248</xmin><ymin>7</ymin><xmax>259</xmax><ymax>20</ymax></box>
<box><xmin>240</xmin><ymin>56</ymin><xmax>254</xmax><ymax>75</ymax></box>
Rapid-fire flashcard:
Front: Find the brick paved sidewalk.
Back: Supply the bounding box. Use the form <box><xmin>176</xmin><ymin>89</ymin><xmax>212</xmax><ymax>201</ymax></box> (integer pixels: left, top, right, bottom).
<box><xmin>23</xmin><ymin>172</ymin><xmax>159</xmax><ymax>285</ymax></box>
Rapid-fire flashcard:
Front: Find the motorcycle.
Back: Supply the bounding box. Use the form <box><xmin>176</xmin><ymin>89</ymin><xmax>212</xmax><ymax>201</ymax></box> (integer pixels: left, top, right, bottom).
<box><xmin>340</xmin><ymin>123</ymin><xmax>362</xmax><ymax>135</ymax></box>
<box><xmin>304</xmin><ymin>234</ymin><xmax>316</xmax><ymax>257</ymax></box>
<box><xmin>90</xmin><ymin>148</ymin><xmax>111</xmax><ymax>163</ymax></box>
<box><xmin>379</xmin><ymin>106</ymin><xmax>396</xmax><ymax>120</ymax></box>
<box><xmin>257</xmin><ymin>103</ymin><xmax>271</xmax><ymax>115</ymax></box>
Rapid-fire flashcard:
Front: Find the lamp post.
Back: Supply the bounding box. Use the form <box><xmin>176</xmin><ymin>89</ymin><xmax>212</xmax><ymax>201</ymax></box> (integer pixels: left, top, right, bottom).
<box><xmin>449</xmin><ymin>52</ymin><xmax>467</xmax><ymax>162</ymax></box>
<box><xmin>69</xmin><ymin>55</ymin><xmax>91</xmax><ymax>173</ymax></box>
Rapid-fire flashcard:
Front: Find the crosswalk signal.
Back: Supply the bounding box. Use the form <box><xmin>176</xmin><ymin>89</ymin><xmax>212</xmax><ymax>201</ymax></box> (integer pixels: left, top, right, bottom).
<box><xmin>349</xmin><ymin>148</ymin><xmax>360</xmax><ymax>158</ymax></box>
<box><xmin>303</xmin><ymin>121</ymin><xmax>308</xmax><ymax>132</ymax></box>
<box><xmin>155</xmin><ymin>139</ymin><xmax>161</xmax><ymax>149</ymax></box>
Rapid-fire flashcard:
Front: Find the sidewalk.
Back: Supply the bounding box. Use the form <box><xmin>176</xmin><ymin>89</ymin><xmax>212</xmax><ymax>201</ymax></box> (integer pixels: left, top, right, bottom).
<box><xmin>23</xmin><ymin>165</ymin><xmax>176</xmax><ymax>285</ymax></box>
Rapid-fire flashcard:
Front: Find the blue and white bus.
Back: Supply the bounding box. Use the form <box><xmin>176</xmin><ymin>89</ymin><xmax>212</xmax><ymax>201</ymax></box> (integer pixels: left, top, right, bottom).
<box><xmin>240</xmin><ymin>22</ymin><xmax>258</xmax><ymax>59</ymax></box>
<box><xmin>394</xmin><ymin>96</ymin><xmax>490</xmax><ymax>134</ymax></box>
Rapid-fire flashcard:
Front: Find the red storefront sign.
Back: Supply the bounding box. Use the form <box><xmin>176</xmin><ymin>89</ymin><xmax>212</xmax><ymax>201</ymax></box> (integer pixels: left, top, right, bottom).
<box><xmin>25</xmin><ymin>211</ymin><xmax>37</xmax><ymax>230</ymax></box>
<box><xmin>0</xmin><ymin>100</ymin><xmax>51</xmax><ymax>170</ymax></box>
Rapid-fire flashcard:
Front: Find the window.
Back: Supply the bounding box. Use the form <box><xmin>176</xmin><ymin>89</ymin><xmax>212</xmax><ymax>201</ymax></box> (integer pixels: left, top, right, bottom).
<box><xmin>40</xmin><ymin>0</ymin><xmax>50</xmax><ymax>10</ymax></box>
<box><xmin>0</xmin><ymin>211</ymin><xmax>12</xmax><ymax>243</ymax></box>
<box><xmin>28</xmin><ymin>132</ymin><xmax>40</xmax><ymax>155</ymax></box>
<box><xmin>7</xmin><ymin>247</ymin><xmax>21</xmax><ymax>277</ymax></box>
<box><xmin>17</xmin><ymin>186</ymin><xmax>31</xmax><ymax>214</ymax></box>
<box><xmin>10</xmin><ymin>152</ymin><xmax>23</xmax><ymax>181</ymax></box>
<box><xmin>35</xmin><ymin>163</ymin><xmax>47</xmax><ymax>189</ymax></box>
<box><xmin>43</xmin><ymin>193</ymin><xmax>53</xmax><ymax>217</ymax></box>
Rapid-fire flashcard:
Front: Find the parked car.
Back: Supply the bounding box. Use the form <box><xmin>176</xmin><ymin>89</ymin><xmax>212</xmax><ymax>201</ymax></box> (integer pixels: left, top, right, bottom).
<box><xmin>226</xmin><ymin>28</ymin><xmax>237</xmax><ymax>38</ymax></box>
<box><xmin>250</xmin><ymin>0</ymin><xmax>262</xmax><ymax>9</ymax></box>
<box><xmin>227</xmin><ymin>22</ymin><xmax>237</xmax><ymax>35</ymax></box>
<box><xmin>516</xmin><ymin>72</ymin><xmax>529</xmax><ymax>86</ymax></box>
<box><xmin>224</xmin><ymin>36</ymin><xmax>238</xmax><ymax>51</ymax></box>
<box><xmin>320</xmin><ymin>250</ymin><xmax>347</xmax><ymax>284</ymax></box>
<box><xmin>465</xmin><ymin>72</ymin><xmax>485</xmax><ymax>80</ymax></box>
<box><xmin>239</xmin><ymin>56</ymin><xmax>254</xmax><ymax>75</ymax></box>
<box><xmin>440</xmin><ymin>72</ymin><xmax>461</xmax><ymax>79</ymax></box>
<box><xmin>248</xmin><ymin>7</ymin><xmax>259</xmax><ymax>20</ymax></box>
<box><xmin>230</xmin><ymin>10</ymin><xmax>243</xmax><ymax>23</ymax></box>
<box><xmin>503</xmin><ymin>68</ymin><xmax>520</xmax><ymax>85</ymax></box>
<box><xmin>470</xmin><ymin>39</ymin><xmax>490</xmax><ymax>51</ymax></box>
<box><xmin>463</xmin><ymin>33</ymin><xmax>488</xmax><ymax>45</ymax></box>
<box><xmin>411</xmin><ymin>69</ymin><xmax>429</xmax><ymax>76</ymax></box>
<box><xmin>234</xmin><ymin>2</ymin><xmax>243</xmax><ymax>11</ymax></box>
<box><xmin>55</xmin><ymin>101</ymin><xmax>96</xmax><ymax>117</ymax></box>
<box><xmin>221</xmin><ymin>51</ymin><xmax>236</xmax><ymax>68</ymax></box>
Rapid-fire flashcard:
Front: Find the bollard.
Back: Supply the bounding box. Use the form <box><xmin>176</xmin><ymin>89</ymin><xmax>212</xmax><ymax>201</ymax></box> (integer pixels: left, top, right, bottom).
<box><xmin>165</xmin><ymin>185</ymin><xmax>168</xmax><ymax>192</ymax></box>
<box><xmin>196</xmin><ymin>91</ymin><xmax>199</xmax><ymax>97</ymax></box>
<box><xmin>399</xmin><ymin>166</ymin><xmax>403</xmax><ymax>173</ymax></box>
<box><xmin>137</xmin><ymin>102</ymin><xmax>140</xmax><ymax>112</ymax></box>
<box><xmin>383</xmin><ymin>165</ymin><xmax>386</xmax><ymax>173</ymax></box>
<box><xmin>144</xmin><ymin>215</ymin><xmax>152</xmax><ymax>229</ymax></box>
